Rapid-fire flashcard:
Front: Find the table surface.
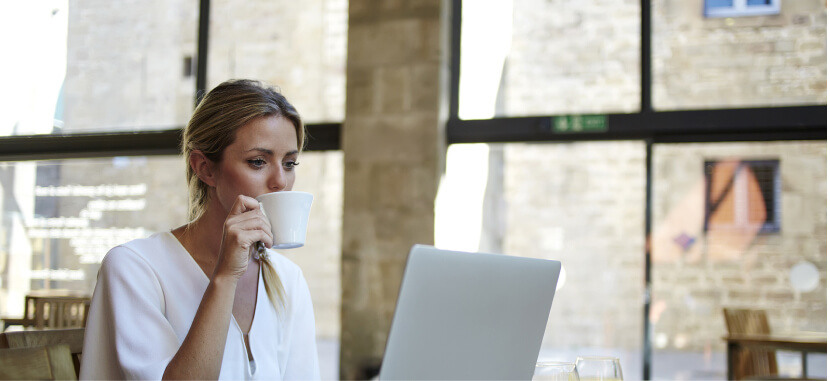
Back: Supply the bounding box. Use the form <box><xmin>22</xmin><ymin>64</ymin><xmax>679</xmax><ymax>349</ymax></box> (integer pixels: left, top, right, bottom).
<box><xmin>24</xmin><ymin>290</ymin><xmax>90</xmax><ymax>299</ymax></box>
<box><xmin>723</xmin><ymin>332</ymin><xmax>827</xmax><ymax>351</ymax></box>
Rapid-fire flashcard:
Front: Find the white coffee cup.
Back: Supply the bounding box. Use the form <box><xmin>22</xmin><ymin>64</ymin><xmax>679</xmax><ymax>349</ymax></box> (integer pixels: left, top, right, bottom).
<box><xmin>255</xmin><ymin>191</ymin><xmax>313</xmax><ymax>249</ymax></box>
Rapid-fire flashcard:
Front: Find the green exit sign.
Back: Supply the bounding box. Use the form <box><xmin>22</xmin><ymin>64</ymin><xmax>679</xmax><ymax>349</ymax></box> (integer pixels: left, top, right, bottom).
<box><xmin>552</xmin><ymin>115</ymin><xmax>608</xmax><ymax>133</ymax></box>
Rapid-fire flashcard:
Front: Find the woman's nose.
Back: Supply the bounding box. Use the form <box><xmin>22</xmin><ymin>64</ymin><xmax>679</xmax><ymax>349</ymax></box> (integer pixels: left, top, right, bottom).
<box><xmin>269</xmin><ymin>169</ymin><xmax>287</xmax><ymax>191</ymax></box>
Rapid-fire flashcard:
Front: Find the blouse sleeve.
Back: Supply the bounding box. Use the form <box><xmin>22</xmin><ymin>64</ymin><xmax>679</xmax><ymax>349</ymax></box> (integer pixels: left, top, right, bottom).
<box><xmin>282</xmin><ymin>269</ymin><xmax>321</xmax><ymax>380</ymax></box>
<box><xmin>79</xmin><ymin>246</ymin><xmax>180</xmax><ymax>380</ymax></box>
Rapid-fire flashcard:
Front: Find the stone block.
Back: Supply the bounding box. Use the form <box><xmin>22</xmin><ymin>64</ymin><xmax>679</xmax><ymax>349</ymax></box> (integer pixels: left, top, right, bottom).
<box><xmin>345</xmin><ymin>68</ymin><xmax>377</xmax><ymax>116</ymax></box>
<box><xmin>344</xmin><ymin>114</ymin><xmax>440</xmax><ymax>163</ymax></box>
<box><xmin>348</xmin><ymin>19</ymin><xmax>424</xmax><ymax>66</ymax></box>
<box><xmin>377</xmin><ymin>66</ymin><xmax>409</xmax><ymax>114</ymax></box>
<box><xmin>409</xmin><ymin>64</ymin><xmax>442</xmax><ymax>113</ymax></box>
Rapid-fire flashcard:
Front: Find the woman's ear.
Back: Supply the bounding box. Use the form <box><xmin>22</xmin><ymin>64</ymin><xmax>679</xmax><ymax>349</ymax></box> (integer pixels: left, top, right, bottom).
<box><xmin>190</xmin><ymin>150</ymin><xmax>217</xmax><ymax>187</ymax></box>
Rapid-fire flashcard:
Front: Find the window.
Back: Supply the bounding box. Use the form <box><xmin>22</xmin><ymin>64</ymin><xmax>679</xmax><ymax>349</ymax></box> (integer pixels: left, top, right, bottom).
<box><xmin>207</xmin><ymin>0</ymin><xmax>347</xmax><ymax>123</ymax></box>
<box><xmin>704</xmin><ymin>159</ymin><xmax>781</xmax><ymax>234</ymax></box>
<box><xmin>704</xmin><ymin>0</ymin><xmax>781</xmax><ymax>18</ymax></box>
<box><xmin>436</xmin><ymin>141</ymin><xmax>647</xmax><ymax>380</ymax></box>
<box><xmin>653</xmin><ymin>0</ymin><xmax>824</xmax><ymax>111</ymax></box>
<box><xmin>651</xmin><ymin>142</ymin><xmax>825</xmax><ymax>379</ymax></box>
<box><xmin>458</xmin><ymin>0</ymin><xmax>641</xmax><ymax>119</ymax></box>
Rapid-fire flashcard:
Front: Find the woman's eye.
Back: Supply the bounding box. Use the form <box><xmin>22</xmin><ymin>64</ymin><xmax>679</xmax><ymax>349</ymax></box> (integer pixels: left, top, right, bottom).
<box><xmin>284</xmin><ymin>161</ymin><xmax>300</xmax><ymax>170</ymax></box>
<box><xmin>247</xmin><ymin>159</ymin><xmax>266</xmax><ymax>168</ymax></box>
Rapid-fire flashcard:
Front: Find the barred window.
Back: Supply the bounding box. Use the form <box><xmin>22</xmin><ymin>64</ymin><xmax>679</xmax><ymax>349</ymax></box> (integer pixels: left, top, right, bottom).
<box><xmin>704</xmin><ymin>159</ymin><xmax>781</xmax><ymax>233</ymax></box>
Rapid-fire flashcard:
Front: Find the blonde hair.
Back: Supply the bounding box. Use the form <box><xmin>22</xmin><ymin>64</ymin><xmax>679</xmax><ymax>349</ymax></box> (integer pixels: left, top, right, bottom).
<box><xmin>182</xmin><ymin>79</ymin><xmax>306</xmax><ymax>313</ymax></box>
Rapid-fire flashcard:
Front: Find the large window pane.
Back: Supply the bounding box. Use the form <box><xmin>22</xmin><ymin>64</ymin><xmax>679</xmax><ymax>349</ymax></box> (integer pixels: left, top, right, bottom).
<box><xmin>651</xmin><ymin>141</ymin><xmax>827</xmax><ymax>379</ymax></box>
<box><xmin>459</xmin><ymin>0</ymin><xmax>641</xmax><ymax>119</ymax></box>
<box><xmin>2</xmin><ymin>1</ymin><xmax>200</xmax><ymax>135</ymax></box>
<box><xmin>436</xmin><ymin>141</ymin><xmax>646</xmax><ymax>379</ymax></box>
<box><xmin>0</xmin><ymin>156</ymin><xmax>187</xmax><ymax>312</ymax></box>
<box><xmin>207</xmin><ymin>0</ymin><xmax>347</xmax><ymax>123</ymax></box>
<box><xmin>0</xmin><ymin>151</ymin><xmax>343</xmax><ymax>379</ymax></box>
<box><xmin>653</xmin><ymin>1</ymin><xmax>826</xmax><ymax>110</ymax></box>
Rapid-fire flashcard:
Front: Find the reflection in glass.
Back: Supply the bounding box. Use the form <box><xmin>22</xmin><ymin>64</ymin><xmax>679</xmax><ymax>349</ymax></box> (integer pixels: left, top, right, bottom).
<box><xmin>0</xmin><ymin>151</ymin><xmax>344</xmax><ymax>379</ymax></box>
<box><xmin>0</xmin><ymin>157</ymin><xmax>187</xmax><ymax>317</ymax></box>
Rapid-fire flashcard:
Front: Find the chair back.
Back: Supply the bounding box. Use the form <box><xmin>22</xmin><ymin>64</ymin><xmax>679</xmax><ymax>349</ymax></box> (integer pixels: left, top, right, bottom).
<box><xmin>0</xmin><ymin>344</ymin><xmax>77</xmax><ymax>380</ymax></box>
<box><xmin>33</xmin><ymin>297</ymin><xmax>90</xmax><ymax>329</ymax></box>
<box><xmin>2</xmin><ymin>294</ymin><xmax>90</xmax><ymax>330</ymax></box>
<box><xmin>0</xmin><ymin>328</ymin><xmax>85</xmax><ymax>378</ymax></box>
<box><xmin>723</xmin><ymin>308</ymin><xmax>777</xmax><ymax>379</ymax></box>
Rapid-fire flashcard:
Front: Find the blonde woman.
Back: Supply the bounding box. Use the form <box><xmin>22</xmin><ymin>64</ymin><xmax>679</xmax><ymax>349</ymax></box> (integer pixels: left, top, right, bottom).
<box><xmin>80</xmin><ymin>80</ymin><xmax>320</xmax><ymax>380</ymax></box>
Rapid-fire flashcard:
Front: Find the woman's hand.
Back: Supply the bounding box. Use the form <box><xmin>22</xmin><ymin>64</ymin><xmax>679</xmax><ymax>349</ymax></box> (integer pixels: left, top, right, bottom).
<box><xmin>213</xmin><ymin>195</ymin><xmax>273</xmax><ymax>280</ymax></box>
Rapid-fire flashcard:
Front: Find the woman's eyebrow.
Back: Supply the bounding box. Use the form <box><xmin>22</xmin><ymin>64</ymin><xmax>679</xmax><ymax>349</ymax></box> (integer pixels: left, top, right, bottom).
<box><xmin>245</xmin><ymin>147</ymin><xmax>274</xmax><ymax>155</ymax></box>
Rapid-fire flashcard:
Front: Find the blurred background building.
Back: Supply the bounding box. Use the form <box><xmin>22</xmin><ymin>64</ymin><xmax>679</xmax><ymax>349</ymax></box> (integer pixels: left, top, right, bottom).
<box><xmin>0</xmin><ymin>0</ymin><xmax>825</xmax><ymax>380</ymax></box>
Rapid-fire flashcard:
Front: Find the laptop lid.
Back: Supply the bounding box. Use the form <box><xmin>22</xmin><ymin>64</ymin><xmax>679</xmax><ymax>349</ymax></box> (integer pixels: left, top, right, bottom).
<box><xmin>379</xmin><ymin>245</ymin><xmax>561</xmax><ymax>380</ymax></box>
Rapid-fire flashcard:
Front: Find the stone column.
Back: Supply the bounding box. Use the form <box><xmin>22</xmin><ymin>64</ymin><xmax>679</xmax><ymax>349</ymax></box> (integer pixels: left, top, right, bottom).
<box><xmin>340</xmin><ymin>0</ymin><xmax>449</xmax><ymax>379</ymax></box>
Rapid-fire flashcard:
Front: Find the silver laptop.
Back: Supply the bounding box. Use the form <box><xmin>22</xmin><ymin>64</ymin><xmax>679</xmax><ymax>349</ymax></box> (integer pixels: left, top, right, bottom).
<box><xmin>379</xmin><ymin>245</ymin><xmax>561</xmax><ymax>380</ymax></box>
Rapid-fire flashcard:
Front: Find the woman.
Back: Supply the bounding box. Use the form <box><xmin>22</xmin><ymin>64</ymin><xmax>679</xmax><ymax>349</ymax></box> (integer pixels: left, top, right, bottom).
<box><xmin>80</xmin><ymin>79</ymin><xmax>320</xmax><ymax>380</ymax></box>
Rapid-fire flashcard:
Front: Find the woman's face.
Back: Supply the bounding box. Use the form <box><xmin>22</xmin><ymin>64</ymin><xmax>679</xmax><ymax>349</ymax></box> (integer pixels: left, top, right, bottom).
<box><xmin>211</xmin><ymin>115</ymin><xmax>299</xmax><ymax>214</ymax></box>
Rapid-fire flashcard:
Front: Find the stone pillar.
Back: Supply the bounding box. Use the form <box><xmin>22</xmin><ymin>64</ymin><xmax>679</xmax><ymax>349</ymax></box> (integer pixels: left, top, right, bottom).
<box><xmin>340</xmin><ymin>0</ymin><xmax>449</xmax><ymax>379</ymax></box>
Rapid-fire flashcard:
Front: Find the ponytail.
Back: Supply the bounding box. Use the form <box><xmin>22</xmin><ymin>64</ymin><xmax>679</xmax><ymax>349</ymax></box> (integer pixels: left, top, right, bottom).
<box><xmin>255</xmin><ymin>245</ymin><xmax>286</xmax><ymax>314</ymax></box>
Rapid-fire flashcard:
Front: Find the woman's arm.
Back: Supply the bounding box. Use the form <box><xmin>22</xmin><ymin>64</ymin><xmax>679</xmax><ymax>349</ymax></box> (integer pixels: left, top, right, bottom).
<box><xmin>161</xmin><ymin>275</ymin><xmax>237</xmax><ymax>379</ymax></box>
<box><xmin>163</xmin><ymin>195</ymin><xmax>272</xmax><ymax>380</ymax></box>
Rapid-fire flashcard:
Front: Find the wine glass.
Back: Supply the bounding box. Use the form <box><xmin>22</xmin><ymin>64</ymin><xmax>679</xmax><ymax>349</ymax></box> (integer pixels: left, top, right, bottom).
<box><xmin>574</xmin><ymin>356</ymin><xmax>623</xmax><ymax>381</ymax></box>
<box><xmin>533</xmin><ymin>361</ymin><xmax>580</xmax><ymax>381</ymax></box>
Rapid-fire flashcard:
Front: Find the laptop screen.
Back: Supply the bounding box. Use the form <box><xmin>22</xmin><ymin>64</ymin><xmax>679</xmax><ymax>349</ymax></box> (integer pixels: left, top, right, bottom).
<box><xmin>379</xmin><ymin>245</ymin><xmax>561</xmax><ymax>380</ymax></box>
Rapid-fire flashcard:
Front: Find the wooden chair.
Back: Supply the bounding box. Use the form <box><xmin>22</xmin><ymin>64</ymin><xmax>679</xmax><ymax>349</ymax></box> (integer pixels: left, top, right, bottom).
<box><xmin>0</xmin><ymin>344</ymin><xmax>77</xmax><ymax>380</ymax></box>
<box><xmin>723</xmin><ymin>308</ymin><xmax>778</xmax><ymax>380</ymax></box>
<box><xmin>32</xmin><ymin>296</ymin><xmax>90</xmax><ymax>329</ymax></box>
<box><xmin>2</xmin><ymin>294</ymin><xmax>90</xmax><ymax>330</ymax></box>
<box><xmin>0</xmin><ymin>328</ymin><xmax>85</xmax><ymax>378</ymax></box>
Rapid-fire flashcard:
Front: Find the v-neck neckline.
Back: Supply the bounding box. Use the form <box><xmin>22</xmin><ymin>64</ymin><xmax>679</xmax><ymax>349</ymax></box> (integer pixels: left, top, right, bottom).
<box><xmin>164</xmin><ymin>231</ymin><xmax>263</xmax><ymax>337</ymax></box>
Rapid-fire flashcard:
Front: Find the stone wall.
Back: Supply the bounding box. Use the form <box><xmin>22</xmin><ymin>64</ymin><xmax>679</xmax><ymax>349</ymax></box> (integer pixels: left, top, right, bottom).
<box><xmin>501</xmin><ymin>141</ymin><xmax>647</xmax><ymax>350</ymax></box>
<box><xmin>65</xmin><ymin>0</ymin><xmax>347</xmax><ymax>129</ymax></box>
<box><xmin>207</xmin><ymin>0</ymin><xmax>347</xmax><ymax>123</ymax></box>
<box><xmin>652</xmin><ymin>0</ymin><xmax>827</xmax><ymax>109</ymax></box>
<box><xmin>651</xmin><ymin>141</ymin><xmax>827</xmax><ymax>352</ymax></box>
<box><xmin>504</xmin><ymin>0</ymin><xmax>641</xmax><ymax>116</ymax></box>
<box><xmin>500</xmin><ymin>0</ymin><xmax>827</xmax><ymax>115</ymax></box>
<box><xmin>65</xmin><ymin>0</ymin><xmax>197</xmax><ymax>132</ymax></box>
<box><xmin>340</xmin><ymin>0</ymin><xmax>448</xmax><ymax>378</ymax></box>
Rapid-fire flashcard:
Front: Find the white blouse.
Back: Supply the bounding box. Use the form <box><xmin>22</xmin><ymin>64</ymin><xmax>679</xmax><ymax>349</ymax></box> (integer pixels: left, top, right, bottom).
<box><xmin>79</xmin><ymin>232</ymin><xmax>320</xmax><ymax>380</ymax></box>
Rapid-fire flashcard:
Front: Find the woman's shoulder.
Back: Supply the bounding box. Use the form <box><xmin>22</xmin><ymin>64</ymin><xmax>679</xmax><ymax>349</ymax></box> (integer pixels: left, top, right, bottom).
<box><xmin>101</xmin><ymin>231</ymin><xmax>177</xmax><ymax>270</ymax></box>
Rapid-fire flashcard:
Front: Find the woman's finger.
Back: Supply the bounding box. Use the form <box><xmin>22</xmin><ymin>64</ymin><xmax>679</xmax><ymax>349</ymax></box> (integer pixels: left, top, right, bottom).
<box><xmin>227</xmin><ymin>194</ymin><xmax>261</xmax><ymax>217</ymax></box>
<box><xmin>235</xmin><ymin>229</ymin><xmax>274</xmax><ymax>250</ymax></box>
<box><xmin>226</xmin><ymin>209</ymin><xmax>272</xmax><ymax>233</ymax></box>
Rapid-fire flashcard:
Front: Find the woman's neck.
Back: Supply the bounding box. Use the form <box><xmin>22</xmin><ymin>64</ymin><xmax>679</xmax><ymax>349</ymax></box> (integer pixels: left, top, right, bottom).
<box><xmin>173</xmin><ymin>207</ymin><xmax>226</xmax><ymax>267</ymax></box>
